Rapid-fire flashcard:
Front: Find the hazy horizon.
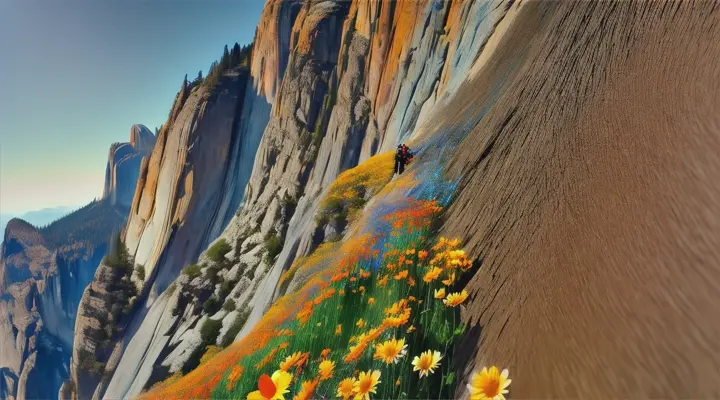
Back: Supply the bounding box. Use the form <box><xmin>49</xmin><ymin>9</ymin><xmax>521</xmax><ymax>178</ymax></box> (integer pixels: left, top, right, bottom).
<box><xmin>0</xmin><ymin>0</ymin><xmax>264</xmax><ymax>214</ymax></box>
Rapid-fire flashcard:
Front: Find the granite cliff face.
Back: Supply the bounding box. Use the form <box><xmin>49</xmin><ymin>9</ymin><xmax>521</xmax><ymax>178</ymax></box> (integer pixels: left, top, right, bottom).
<box><xmin>103</xmin><ymin>125</ymin><xmax>156</xmax><ymax>210</ymax></box>
<box><xmin>89</xmin><ymin>0</ymin><xmax>517</xmax><ymax>397</ymax></box>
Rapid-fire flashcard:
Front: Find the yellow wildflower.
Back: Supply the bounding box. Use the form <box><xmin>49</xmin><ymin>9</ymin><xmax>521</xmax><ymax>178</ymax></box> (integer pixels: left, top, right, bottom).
<box><xmin>411</xmin><ymin>350</ymin><xmax>443</xmax><ymax>378</ymax></box>
<box><xmin>373</xmin><ymin>338</ymin><xmax>408</xmax><ymax>364</ymax></box>
<box><xmin>353</xmin><ymin>370</ymin><xmax>381</xmax><ymax>400</ymax></box>
<box><xmin>443</xmin><ymin>290</ymin><xmax>469</xmax><ymax>307</ymax></box>
<box><xmin>423</xmin><ymin>267</ymin><xmax>443</xmax><ymax>283</ymax></box>
<box><xmin>468</xmin><ymin>367</ymin><xmax>511</xmax><ymax>400</ymax></box>
<box><xmin>337</xmin><ymin>378</ymin><xmax>356</xmax><ymax>400</ymax></box>
<box><xmin>318</xmin><ymin>360</ymin><xmax>335</xmax><ymax>381</ymax></box>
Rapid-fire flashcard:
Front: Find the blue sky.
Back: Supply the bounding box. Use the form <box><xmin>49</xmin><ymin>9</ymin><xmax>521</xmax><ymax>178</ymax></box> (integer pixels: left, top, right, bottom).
<box><xmin>0</xmin><ymin>0</ymin><xmax>264</xmax><ymax>214</ymax></box>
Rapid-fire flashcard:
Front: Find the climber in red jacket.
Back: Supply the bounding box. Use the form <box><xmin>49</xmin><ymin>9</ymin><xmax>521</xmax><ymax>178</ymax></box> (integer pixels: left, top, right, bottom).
<box><xmin>394</xmin><ymin>144</ymin><xmax>414</xmax><ymax>175</ymax></box>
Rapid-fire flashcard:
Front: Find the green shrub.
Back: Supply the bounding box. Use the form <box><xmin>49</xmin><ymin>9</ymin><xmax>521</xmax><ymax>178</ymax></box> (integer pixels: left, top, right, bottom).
<box><xmin>200</xmin><ymin>318</ymin><xmax>223</xmax><ymax>344</ymax></box>
<box><xmin>223</xmin><ymin>299</ymin><xmax>236</xmax><ymax>311</ymax></box>
<box><xmin>264</xmin><ymin>234</ymin><xmax>283</xmax><ymax>263</ymax></box>
<box><xmin>205</xmin><ymin>264</ymin><xmax>220</xmax><ymax>284</ymax></box>
<box><xmin>203</xmin><ymin>296</ymin><xmax>221</xmax><ymax>314</ymax></box>
<box><xmin>220</xmin><ymin>307</ymin><xmax>250</xmax><ymax>347</ymax></box>
<box><xmin>218</xmin><ymin>280</ymin><xmax>233</xmax><ymax>300</ymax></box>
<box><xmin>207</xmin><ymin>239</ymin><xmax>231</xmax><ymax>263</ymax></box>
<box><xmin>182</xmin><ymin>264</ymin><xmax>201</xmax><ymax>279</ymax></box>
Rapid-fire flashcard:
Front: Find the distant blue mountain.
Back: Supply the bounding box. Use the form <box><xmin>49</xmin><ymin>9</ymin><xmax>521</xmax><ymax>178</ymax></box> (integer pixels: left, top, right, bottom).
<box><xmin>1</xmin><ymin>206</ymin><xmax>80</xmax><ymax>236</ymax></box>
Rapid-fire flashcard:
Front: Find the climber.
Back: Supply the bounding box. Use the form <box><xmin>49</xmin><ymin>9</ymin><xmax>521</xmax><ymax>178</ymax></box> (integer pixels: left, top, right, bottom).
<box><xmin>394</xmin><ymin>143</ymin><xmax>414</xmax><ymax>175</ymax></box>
<box><xmin>394</xmin><ymin>144</ymin><xmax>405</xmax><ymax>175</ymax></box>
<box><xmin>403</xmin><ymin>144</ymin><xmax>414</xmax><ymax>165</ymax></box>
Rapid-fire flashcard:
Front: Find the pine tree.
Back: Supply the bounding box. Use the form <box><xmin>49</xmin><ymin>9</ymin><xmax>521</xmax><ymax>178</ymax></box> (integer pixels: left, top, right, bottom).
<box><xmin>231</xmin><ymin>42</ymin><xmax>241</xmax><ymax>67</ymax></box>
<box><xmin>221</xmin><ymin>44</ymin><xmax>230</xmax><ymax>71</ymax></box>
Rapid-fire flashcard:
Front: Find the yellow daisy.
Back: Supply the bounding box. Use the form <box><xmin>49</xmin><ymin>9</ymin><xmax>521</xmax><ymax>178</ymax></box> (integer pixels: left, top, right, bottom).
<box><xmin>434</xmin><ymin>288</ymin><xmax>446</xmax><ymax>299</ymax></box>
<box><xmin>353</xmin><ymin>370</ymin><xmax>381</xmax><ymax>400</ymax></box>
<box><xmin>337</xmin><ymin>377</ymin><xmax>356</xmax><ymax>400</ymax></box>
<box><xmin>411</xmin><ymin>350</ymin><xmax>442</xmax><ymax>378</ymax></box>
<box><xmin>373</xmin><ymin>338</ymin><xmax>408</xmax><ymax>364</ymax></box>
<box><xmin>468</xmin><ymin>367</ymin><xmax>511</xmax><ymax>400</ymax></box>
<box><xmin>247</xmin><ymin>370</ymin><xmax>292</xmax><ymax>400</ymax></box>
<box><xmin>443</xmin><ymin>290</ymin><xmax>469</xmax><ymax>307</ymax></box>
<box><xmin>318</xmin><ymin>360</ymin><xmax>335</xmax><ymax>381</ymax></box>
<box><xmin>356</xmin><ymin>318</ymin><xmax>366</xmax><ymax>328</ymax></box>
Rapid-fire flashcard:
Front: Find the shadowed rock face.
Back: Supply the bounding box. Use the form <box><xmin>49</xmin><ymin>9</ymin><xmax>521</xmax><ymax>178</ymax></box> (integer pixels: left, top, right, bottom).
<box><xmin>435</xmin><ymin>1</ymin><xmax>720</xmax><ymax>398</ymax></box>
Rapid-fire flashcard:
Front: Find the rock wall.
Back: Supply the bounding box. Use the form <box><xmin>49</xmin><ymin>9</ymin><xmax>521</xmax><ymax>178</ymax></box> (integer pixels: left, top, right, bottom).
<box><xmin>98</xmin><ymin>38</ymin><xmax>289</xmax><ymax>397</ymax></box>
<box><xmin>103</xmin><ymin>125</ymin><xmax>156</xmax><ymax>210</ymax></box>
<box><xmin>430</xmin><ymin>1</ymin><xmax>720</xmax><ymax>398</ymax></box>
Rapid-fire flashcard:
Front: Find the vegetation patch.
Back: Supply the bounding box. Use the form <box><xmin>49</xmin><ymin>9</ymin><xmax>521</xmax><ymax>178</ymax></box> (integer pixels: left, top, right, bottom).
<box><xmin>316</xmin><ymin>151</ymin><xmax>395</xmax><ymax>227</ymax></box>
<box><xmin>207</xmin><ymin>239</ymin><xmax>232</xmax><ymax>264</ymax></box>
<box><xmin>200</xmin><ymin>319</ymin><xmax>224</xmax><ymax>344</ymax></box>
<box><xmin>182</xmin><ymin>264</ymin><xmax>202</xmax><ymax>279</ymax></box>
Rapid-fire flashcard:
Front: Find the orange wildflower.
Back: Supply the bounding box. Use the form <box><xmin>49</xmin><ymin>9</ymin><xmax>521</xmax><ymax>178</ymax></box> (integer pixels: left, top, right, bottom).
<box><xmin>383</xmin><ymin>308</ymin><xmax>411</xmax><ymax>327</ymax></box>
<box><xmin>377</xmin><ymin>275</ymin><xmax>389</xmax><ymax>287</ymax></box>
<box><xmin>335</xmin><ymin>324</ymin><xmax>342</xmax><ymax>335</ymax></box>
<box><xmin>360</xmin><ymin>269</ymin><xmax>371</xmax><ymax>279</ymax></box>
<box><xmin>227</xmin><ymin>365</ymin><xmax>244</xmax><ymax>391</ymax></box>
<box><xmin>279</xmin><ymin>352</ymin><xmax>308</xmax><ymax>371</ymax></box>
<box><xmin>279</xmin><ymin>342</ymin><xmax>290</xmax><ymax>349</ymax></box>
<box><xmin>356</xmin><ymin>319</ymin><xmax>366</xmax><ymax>328</ymax></box>
<box><xmin>423</xmin><ymin>267</ymin><xmax>443</xmax><ymax>283</ymax></box>
<box><xmin>384</xmin><ymin>299</ymin><xmax>408</xmax><ymax>315</ymax></box>
<box><xmin>350</xmin><ymin>277</ymin><xmax>357</xmax><ymax>282</ymax></box>
<box><xmin>293</xmin><ymin>379</ymin><xmax>319</xmax><ymax>400</ymax></box>
<box><xmin>408</xmin><ymin>277</ymin><xmax>416</xmax><ymax>287</ymax></box>
<box><xmin>320</xmin><ymin>348</ymin><xmax>331</xmax><ymax>359</ymax></box>
<box><xmin>418</xmin><ymin>250</ymin><xmax>429</xmax><ymax>260</ymax></box>
<box><xmin>393</xmin><ymin>270</ymin><xmax>408</xmax><ymax>280</ymax></box>
<box><xmin>368</xmin><ymin>297</ymin><xmax>375</xmax><ymax>305</ymax></box>
<box><xmin>442</xmin><ymin>272</ymin><xmax>456</xmax><ymax>286</ymax></box>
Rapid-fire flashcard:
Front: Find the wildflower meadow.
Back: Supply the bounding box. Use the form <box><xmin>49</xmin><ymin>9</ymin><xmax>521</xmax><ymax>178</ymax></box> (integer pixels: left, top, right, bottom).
<box><xmin>143</xmin><ymin>151</ymin><xmax>511</xmax><ymax>400</ymax></box>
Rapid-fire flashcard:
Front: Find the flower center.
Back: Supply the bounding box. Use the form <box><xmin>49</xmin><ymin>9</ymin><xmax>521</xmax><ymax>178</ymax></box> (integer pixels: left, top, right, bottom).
<box><xmin>481</xmin><ymin>377</ymin><xmax>500</xmax><ymax>397</ymax></box>
<box><xmin>420</xmin><ymin>356</ymin><xmax>431</xmax><ymax>369</ymax></box>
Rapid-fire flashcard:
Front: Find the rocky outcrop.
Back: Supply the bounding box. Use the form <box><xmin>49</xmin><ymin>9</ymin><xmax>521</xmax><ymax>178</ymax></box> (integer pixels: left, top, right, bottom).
<box><xmin>103</xmin><ymin>125</ymin><xmax>156</xmax><ymax>210</ymax></box>
<box><xmin>95</xmin><ymin>55</ymin><xmax>278</xmax><ymax>397</ymax></box>
<box><xmin>0</xmin><ymin>200</ymin><xmax>125</xmax><ymax>400</ymax></box>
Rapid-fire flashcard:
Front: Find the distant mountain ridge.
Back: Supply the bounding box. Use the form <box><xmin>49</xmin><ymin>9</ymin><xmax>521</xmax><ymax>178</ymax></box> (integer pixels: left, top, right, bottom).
<box><xmin>0</xmin><ymin>126</ymin><xmax>153</xmax><ymax>400</ymax></box>
<box><xmin>0</xmin><ymin>206</ymin><xmax>79</xmax><ymax>234</ymax></box>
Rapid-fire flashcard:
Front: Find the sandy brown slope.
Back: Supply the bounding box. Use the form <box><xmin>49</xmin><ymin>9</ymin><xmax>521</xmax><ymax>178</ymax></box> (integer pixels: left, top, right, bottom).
<box><xmin>437</xmin><ymin>1</ymin><xmax>720</xmax><ymax>398</ymax></box>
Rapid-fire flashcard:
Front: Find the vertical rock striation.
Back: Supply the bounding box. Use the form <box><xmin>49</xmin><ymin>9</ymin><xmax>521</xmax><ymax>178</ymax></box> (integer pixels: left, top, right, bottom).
<box><xmin>103</xmin><ymin>125</ymin><xmax>156</xmax><ymax>210</ymax></box>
